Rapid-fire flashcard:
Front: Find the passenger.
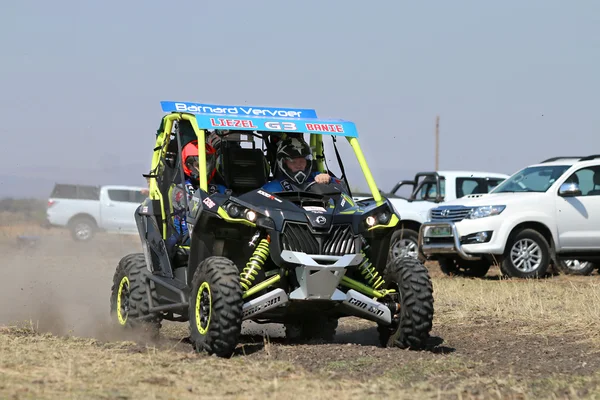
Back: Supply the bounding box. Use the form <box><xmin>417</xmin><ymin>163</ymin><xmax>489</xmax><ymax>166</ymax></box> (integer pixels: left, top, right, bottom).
<box><xmin>172</xmin><ymin>140</ymin><xmax>227</xmax><ymax>236</ymax></box>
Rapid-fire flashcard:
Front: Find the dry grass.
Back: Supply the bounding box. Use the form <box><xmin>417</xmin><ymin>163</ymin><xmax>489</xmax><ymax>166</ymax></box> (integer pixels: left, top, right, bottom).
<box><xmin>432</xmin><ymin>272</ymin><xmax>600</xmax><ymax>343</ymax></box>
<box><xmin>3</xmin><ymin>227</ymin><xmax>600</xmax><ymax>399</ymax></box>
<box><xmin>0</xmin><ymin>326</ymin><xmax>438</xmax><ymax>400</ymax></box>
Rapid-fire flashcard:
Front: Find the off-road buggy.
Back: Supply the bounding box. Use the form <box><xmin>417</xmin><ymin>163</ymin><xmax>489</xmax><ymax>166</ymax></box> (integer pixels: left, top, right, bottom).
<box><xmin>110</xmin><ymin>101</ymin><xmax>435</xmax><ymax>358</ymax></box>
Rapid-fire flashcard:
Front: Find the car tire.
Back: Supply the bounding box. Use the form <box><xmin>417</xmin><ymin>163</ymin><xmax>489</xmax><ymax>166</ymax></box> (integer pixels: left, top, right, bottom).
<box><xmin>69</xmin><ymin>216</ymin><xmax>96</xmax><ymax>242</ymax></box>
<box><xmin>438</xmin><ymin>257</ymin><xmax>491</xmax><ymax>278</ymax></box>
<box><xmin>554</xmin><ymin>259</ymin><xmax>596</xmax><ymax>276</ymax></box>
<box><xmin>500</xmin><ymin>229</ymin><xmax>551</xmax><ymax>279</ymax></box>
<box><xmin>388</xmin><ymin>227</ymin><xmax>420</xmax><ymax>262</ymax></box>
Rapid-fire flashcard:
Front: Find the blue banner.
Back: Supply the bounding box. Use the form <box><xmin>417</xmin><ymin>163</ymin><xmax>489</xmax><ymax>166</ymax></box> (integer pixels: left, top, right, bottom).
<box><xmin>194</xmin><ymin>114</ymin><xmax>358</xmax><ymax>138</ymax></box>
<box><xmin>161</xmin><ymin>101</ymin><xmax>318</xmax><ymax>119</ymax></box>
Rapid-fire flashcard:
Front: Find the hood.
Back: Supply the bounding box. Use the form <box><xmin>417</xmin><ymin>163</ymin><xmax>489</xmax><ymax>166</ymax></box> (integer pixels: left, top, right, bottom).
<box><xmin>441</xmin><ymin>192</ymin><xmax>548</xmax><ymax>207</ymax></box>
<box><xmin>230</xmin><ymin>188</ymin><xmax>394</xmax><ymax>234</ymax></box>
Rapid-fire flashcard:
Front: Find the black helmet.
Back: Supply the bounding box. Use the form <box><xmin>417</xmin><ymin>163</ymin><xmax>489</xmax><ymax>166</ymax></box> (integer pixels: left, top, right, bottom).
<box><xmin>276</xmin><ymin>137</ymin><xmax>313</xmax><ymax>185</ymax></box>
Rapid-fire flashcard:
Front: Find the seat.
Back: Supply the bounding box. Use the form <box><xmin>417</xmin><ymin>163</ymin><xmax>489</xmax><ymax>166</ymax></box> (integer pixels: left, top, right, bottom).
<box><xmin>220</xmin><ymin>143</ymin><xmax>269</xmax><ymax>194</ymax></box>
<box><xmin>587</xmin><ymin>170</ymin><xmax>600</xmax><ymax>196</ymax></box>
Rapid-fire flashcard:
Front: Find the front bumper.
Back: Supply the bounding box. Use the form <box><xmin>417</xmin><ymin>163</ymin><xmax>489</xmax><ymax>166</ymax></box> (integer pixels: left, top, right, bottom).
<box><xmin>281</xmin><ymin>250</ymin><xmax>363</xmax><ymax>300</ymax></box>
<box><xmin>241</xmin><ymin>250</ymin><xmax>393</xmax><ymax>325</ymax></box>
<box><xmin>419</xmin><ymin>219</ymin><xmax>504</xmax><ymax>261</ymax></box>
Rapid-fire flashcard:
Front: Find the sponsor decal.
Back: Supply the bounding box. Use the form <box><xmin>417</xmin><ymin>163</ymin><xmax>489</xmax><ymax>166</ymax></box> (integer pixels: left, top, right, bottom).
<box><xmin>194</xmin><ymin>115</ymin><xmax>359</xmax><ymax>138</ymax></box>
<box><xmin>303</xmin><ymin>206</ymin><xmax>327</xmax><ymax>213</ymax></box>
<box><xmin>243</xmin><ymin>295</ymin><xmax>282</xmax><ymax>318</ymax></box>
<box><xmin>305</xmin><ymin>123</ymin><xmax>344</xmax><ymax>133</ymax></box>
<box><xmin>257</xmin><ymin>190</ymin><xmax>283</xmax><ymax>203</ymax></box>
<box><xmin>161</xmin><ymin>101</ymin><xmax>318</xmax><ymax>119</ymax></box>
<box><xmin>209</xmin><ymin>118</ymin><xmax>258</xmax><ymax>128</ymax></box>
<box><xmin>203</xmin><ymin>197</ymin><xmax>216</xmax><ymax>209</ymax></box>
<box><xmin>348</xmin><ymin>297</ymin><xmax>385</xmax><ymax>317</ymax></box>
<box><xmin>264</xmin><ymin>121</ymin><xmax>298</xmax><ymax>131</ymax></box>
<box><xmin>175</xmin><ymin>190</ymin><xmax>183</xmax><ymax>203</ymax></box>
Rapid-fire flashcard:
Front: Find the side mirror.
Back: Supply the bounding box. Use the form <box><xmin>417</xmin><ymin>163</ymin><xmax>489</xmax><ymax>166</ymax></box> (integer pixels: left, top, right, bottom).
<box><xmin>559</xmin><ymin>182</ymin><xmax>582</xmax><ymax>197</ymax></box>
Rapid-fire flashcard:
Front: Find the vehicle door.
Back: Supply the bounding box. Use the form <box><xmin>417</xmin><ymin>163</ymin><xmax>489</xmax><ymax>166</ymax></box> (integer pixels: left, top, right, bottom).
<box><xmin>555</xmin><ymin>166</ymin><xmax>600</xmax><ymax>250</ymax></box>
<box><xmin>102</xmin><ymin>188</ymin><xmax>145</xmax><ymax>232</ymax></box>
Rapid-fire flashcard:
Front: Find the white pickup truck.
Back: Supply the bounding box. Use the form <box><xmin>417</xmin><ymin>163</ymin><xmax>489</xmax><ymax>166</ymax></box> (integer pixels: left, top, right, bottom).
<box><xmin>419</xmin><ymin>156</ymin><xmax>600</xmax><ymax>278</ymax></box>
<box><xmin>352</xmin><ymin>170</ymin><xmax>509</xmax><ymax>262</ymax></box>
<box><xmin>43</xmin><ymin>183</ymin><xmax>148</xmax><ymax>241</ymax></box>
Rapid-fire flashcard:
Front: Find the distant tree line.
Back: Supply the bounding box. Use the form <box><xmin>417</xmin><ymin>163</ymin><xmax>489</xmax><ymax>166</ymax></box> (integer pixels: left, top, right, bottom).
<box><xmin>0</xmin><ymin>197</ymin><xmax>47</xmax><ymax>223</ymax></box>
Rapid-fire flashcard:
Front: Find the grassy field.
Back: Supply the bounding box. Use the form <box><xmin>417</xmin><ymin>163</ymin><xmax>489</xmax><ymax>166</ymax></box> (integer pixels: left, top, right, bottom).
<box><xmin>2</xmin><ymin>223</ymin><xmax>600</xmax><ymax>399</ymax></box>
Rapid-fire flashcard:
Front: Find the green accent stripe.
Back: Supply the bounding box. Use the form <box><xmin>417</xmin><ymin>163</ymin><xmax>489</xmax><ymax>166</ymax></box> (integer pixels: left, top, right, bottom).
<box><xmin>243</xmin><ymin>274</ymin><xmax>281</xmax><ymax>299</ymax></box>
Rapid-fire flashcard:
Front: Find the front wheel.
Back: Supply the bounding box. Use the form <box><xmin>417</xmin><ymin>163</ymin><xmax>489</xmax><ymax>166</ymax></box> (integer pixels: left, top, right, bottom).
<box><xmin>378</xmin><ymin>256</ymin><xmax>434</xmax><ymax>350</ymax></box>
<box><xmin>500</xmin><ymin>229</ymin><xmax>551</xmax><ymax>278</ymax></box>
<box><xmin>388</xmin><ymin>228</ymin><xmax>420</xmax><ymax>262</ymax></box>
<box><xmin>189</xmin><ymin>256</ymin><xmax>243</xmax><ymax>358</ymax></box>
<box><xmin>109</xmin><ymin>253</ymin><xmax>161</xmax><ymax>337</ymax></box>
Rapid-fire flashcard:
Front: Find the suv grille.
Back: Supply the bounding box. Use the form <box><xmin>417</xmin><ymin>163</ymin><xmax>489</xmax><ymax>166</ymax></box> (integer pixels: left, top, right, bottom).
<box><xmin>281</xmin><ymin>223</ymin><xmax>356</xmax><ymax>256</ymax></box>
<box><xmin>430</xmin><ymin>207</ymin><xmax>472</xmax><ymax>222</ymax></box>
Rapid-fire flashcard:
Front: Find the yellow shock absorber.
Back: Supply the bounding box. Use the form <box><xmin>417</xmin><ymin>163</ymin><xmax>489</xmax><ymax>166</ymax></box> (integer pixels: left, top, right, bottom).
<box><xmin>358</xmin><ymin>251</ymin><xmax>385</xmax><ymax>290</ymax></box>
<box><xmin>240</xmin><ymin>237</ymin><xmax>270</xmax><ymax>292</ymax></box>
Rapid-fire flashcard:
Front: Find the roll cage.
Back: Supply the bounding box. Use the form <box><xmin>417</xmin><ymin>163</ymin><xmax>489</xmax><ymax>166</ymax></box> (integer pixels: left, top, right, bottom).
<box><xmin>146</xmin><ymin>101</ymin><xmax>385</xmax><ymax>240</ymax></box>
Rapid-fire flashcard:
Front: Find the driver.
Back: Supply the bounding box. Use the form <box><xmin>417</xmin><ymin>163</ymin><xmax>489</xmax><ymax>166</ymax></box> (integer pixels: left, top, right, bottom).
<box><xmin>262</xmin><ymin>137</ymin><xmax>341</xmax><ymax>192</ymax></box>
<box><xmin>172</xmin><ymin>140</ymin><xmax>227</xmax><ymax>236</ymax></box>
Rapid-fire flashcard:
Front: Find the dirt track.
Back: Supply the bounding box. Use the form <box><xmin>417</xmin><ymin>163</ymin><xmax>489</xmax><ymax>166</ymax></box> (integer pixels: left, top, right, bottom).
<box><xmin>3</xmin><ymin>226</ymin><xmax>600</xmax><ymax>399</ymax></box>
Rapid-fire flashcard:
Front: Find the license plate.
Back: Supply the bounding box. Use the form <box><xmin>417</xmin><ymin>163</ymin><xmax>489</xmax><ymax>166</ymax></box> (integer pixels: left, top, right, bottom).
<box><xmin>426</xmin><ymin>226</ymin><xmax>453</xmax><ymax>237</ymax></box>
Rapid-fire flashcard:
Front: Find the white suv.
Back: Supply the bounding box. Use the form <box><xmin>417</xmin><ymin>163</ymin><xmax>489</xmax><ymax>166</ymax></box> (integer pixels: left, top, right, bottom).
<box><xmin>352</xmin><ymin>170</ymin><xmax>508</xmax><ymax>261</ymax></box>
<box><xmin>418</xmin><ymin>156</ymin><xmax>600</xmax><ymax>278</ymax></box>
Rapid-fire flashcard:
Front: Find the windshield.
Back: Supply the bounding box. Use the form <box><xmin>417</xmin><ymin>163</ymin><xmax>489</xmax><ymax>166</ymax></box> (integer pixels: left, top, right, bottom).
<box><xmin>492</xmin><ymin>165</ymin><xmax>571</xmax><ymax>193</ymax></box>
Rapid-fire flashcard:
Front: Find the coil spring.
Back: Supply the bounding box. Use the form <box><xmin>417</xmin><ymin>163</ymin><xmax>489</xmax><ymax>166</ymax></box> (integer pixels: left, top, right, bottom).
<box><xmin>358</xmin><ymin>251</ymin><xmax>385</xmax><ymax>290</ymax></box>
<box><xmin>240</xmin><ymin>238</ymin><xmax>270</xmax><ymax>291</ymax></box>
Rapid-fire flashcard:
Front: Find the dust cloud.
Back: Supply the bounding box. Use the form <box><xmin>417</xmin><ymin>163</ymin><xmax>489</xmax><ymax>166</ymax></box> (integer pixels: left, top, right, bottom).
<box><xmin>0</xmin><ymin>227</ymin><xmax>143</xmax><ymax>340</ymax></box>
<box><xmin>0</xmin><ymin>225</ymin><xmax>378</xmax><ymax>346</ymax></box>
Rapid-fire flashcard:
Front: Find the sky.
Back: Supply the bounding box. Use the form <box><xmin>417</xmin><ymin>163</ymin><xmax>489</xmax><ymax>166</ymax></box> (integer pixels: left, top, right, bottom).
<box><xmin>1</xmin><ymin>0</ymin><xmax>599</xmax><ymax>198</ymax></box>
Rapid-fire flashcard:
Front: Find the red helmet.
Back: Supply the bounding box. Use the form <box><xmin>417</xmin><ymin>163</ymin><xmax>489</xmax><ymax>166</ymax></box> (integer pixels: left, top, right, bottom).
<box><xmin>182</xmin><ymin>140</ymin><xmax>217</xmax><ymax>183</ymax></box>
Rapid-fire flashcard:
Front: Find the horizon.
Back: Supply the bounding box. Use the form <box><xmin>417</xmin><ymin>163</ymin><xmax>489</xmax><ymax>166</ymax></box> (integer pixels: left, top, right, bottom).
<box><xmin>1</xmin><ymin>0</ymin><xmax>598</xmax><ymax>199</ymax></box>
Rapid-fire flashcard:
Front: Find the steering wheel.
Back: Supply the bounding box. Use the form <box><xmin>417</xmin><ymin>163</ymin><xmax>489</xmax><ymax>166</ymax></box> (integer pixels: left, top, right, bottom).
<box><xmin>303</xmin><ymin>181</ymin><xmax>319</xmax><ymax>192</ymax></box>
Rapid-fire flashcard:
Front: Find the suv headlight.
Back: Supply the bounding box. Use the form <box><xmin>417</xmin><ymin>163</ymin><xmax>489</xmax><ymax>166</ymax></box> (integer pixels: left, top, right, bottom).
<box><xmin>468</xmin><ymin>205</ymin><xmax>505</xmax><ymax>219</ymax></box>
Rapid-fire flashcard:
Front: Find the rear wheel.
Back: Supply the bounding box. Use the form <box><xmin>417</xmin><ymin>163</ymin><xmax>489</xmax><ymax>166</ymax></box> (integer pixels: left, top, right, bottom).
<box><xmin>285</xmin><ymin>316</ymin><xmax>338</xmax><ymax>342</ymax></box>
<box><xmin>189</xmin><ymin>256</ymin><xmax>243</xmax><ymax>358</ymax></box>
<box><xmin>109</xmin><ymin>253</ymin><xmax>161</xmax><ymax>337</ymax></box>
<box><xmin>378</xmin><ymin>256</ymin><xmax>434</xmax><ymax>350</ymax></box>
<box><xmin>554</xmin><ymin>259</ymin><xmax>596</xmax><ymax>276</ymax></box>
<box><xmin>69</xmin><ymin>216</ymin><xmax>96</xmax><ymax>241</ymax></box>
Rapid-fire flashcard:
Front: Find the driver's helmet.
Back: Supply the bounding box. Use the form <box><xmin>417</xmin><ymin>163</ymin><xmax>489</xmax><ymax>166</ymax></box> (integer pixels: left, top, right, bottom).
<box><xmin>182</xmin><ymin>140</ymin><xmax>218</xmax><ymax>183</ymax></box>
<box><xmin>276</xmin><ymin>137</ymin><xmax>313</xmax><ymax>185</ymax></box>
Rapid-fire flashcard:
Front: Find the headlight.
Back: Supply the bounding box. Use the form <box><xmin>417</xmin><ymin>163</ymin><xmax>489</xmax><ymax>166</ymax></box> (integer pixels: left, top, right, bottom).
<box><xmin>364</xmin><ymin>208</ymin><xmax>392</xmax><ymax>228</ymax></box>
<box><xmin>225</xmin><ymin>201</ymin><xmax>274</xmax><ymax>228</ymax></box>
<box><xmin>468</xmin><ymin>205</ymin><xmax>505</xmax><ymax>219</ymax></box>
